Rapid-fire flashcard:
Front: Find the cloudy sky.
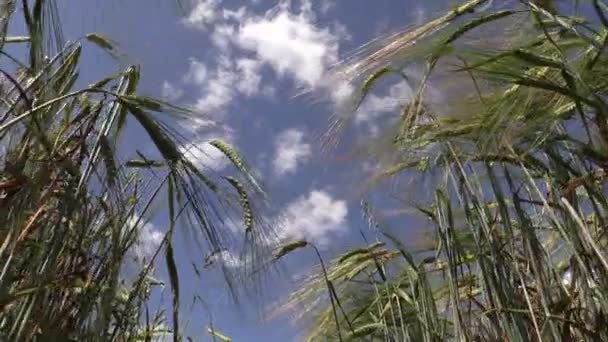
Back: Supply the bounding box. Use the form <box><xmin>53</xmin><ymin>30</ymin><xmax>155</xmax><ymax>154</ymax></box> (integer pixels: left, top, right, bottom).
<box><xmin>56</xmin><ymin>0</ymin><xmax>452</xmax><ymax>340</ymax></box>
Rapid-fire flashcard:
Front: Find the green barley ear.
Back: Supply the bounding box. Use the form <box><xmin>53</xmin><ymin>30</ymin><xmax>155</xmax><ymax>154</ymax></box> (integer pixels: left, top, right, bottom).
<box><xmin>347</xmin><ymin>323</ymin><xmax>386</xmax><ymax>340</ymax></box>
<box><xmin>207</xmin><ymin>326</ymin><xmax>232</xmax><ymax>342</ymax></box>
<box><xmin>223</xmin><ymin>176</ymin><xmax>254</xmax><ymax>234</ymax></box>
<box><xmin>443</xmin><ymin>10</ymin><xmax>515</xmax><ymax>45</ymax></box>
<box><xmin>358</xmin><ymin>67</ymin><xmax>395</xmax><ymax>107</ymax></box>
<box><xmin>210</xmin><ymin>140</ymin><xmax>244</xmax><ymax>169</ymax></box>
<box><xmin>210</xmin><ymin>139</ymin><xmax>265</xmax><ymax>196</ymax></box>
<box><xmin>125</xmin><ymin>159</ymin><xmax>165</xmax><ymax>168</ymax></box>
<box><xmin>337</xmin><ymin>242</ymin><xmax>385</xmax><ymax>264</ymax></box>
<box><xmin>273</xmin><ymin>239</ymin><xmax>308</xmax><ymax>261</ymax></box>
<box><xmin>381</xmin><ymin>160</ymin><xmax>422</xmax><ymax>177</ymax></box>
<box><xmin>85</xmin><ymin>33</ymin><xmax>123</xmax><ymax>60</ymax></box>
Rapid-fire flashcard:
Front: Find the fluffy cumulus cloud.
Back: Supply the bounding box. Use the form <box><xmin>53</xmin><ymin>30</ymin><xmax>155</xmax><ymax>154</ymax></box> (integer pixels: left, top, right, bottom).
<box><xmin>183</xmin><ymin>58</ymin><xmax>208</xmax><ymax>85</ymax></box>
<box><xmin>177</xmin><ymin>0</ymin><xmax>344</xmax><ymax>114</ymax></box>
<box><xmin>277</xmin><ymin>190</ymin><xmax>348</xmax><ymax>246</ymax></box>
<box><xmin>329</xmin><ymin>80</ymin><xmax>355</xmax><ymax>109</ymax></box>
<box><xmin>273</xmin><ymin>128</ymin><xmax>312</xmax><ymax>176</ymax></box>
<box><xmin>235</xmin><ymin>58</ymin><xmax>263</xmax><ymax>96</ymax></box>
<box><xmin>183</xmin><ymin>0</ymin><xmax>221</xmax><ymax>29</ymax></box>
<box><xmin>183</xmin><ymin>55</ymin><xmax>272</xmax><ymax>115</ymax></box>
<box><xmin>166</xmin><ymin>1</ymin><xmax>353</xmax><ymax>185</ymax></box>
<box><xmin>129</xmin><ymin>216</ymin><xmax>164</xmax><ymax>263</ymax></box>
<box><xmin>161</xmin><ymin>81</ymin><xmax>183</xmax><ymax>102</ymax></box>
<box><xmin>192</xmin><ymin>57</ymin><xmax>238</xmax><ymax>114</ymax></box>
<box><xmin>235</xmin><ymin>6</ymin><xmax>340</xmax><ymax>86</ymax></box>
<box><xmin>210</xmin><ymin>23</ymin><xmax>236</xmax><ymax>51</ymax></box>
<box><xmin>181</xmin><ymin>57</ymin><xmax>235</xmax><ymax>115</ymax></box>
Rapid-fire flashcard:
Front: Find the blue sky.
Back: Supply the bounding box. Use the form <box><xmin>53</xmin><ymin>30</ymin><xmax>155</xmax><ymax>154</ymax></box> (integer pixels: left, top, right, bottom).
<box><xmin>53</xmin><ymin>0</ymin><xmax>452</xmax><ymax>340</ymax></box>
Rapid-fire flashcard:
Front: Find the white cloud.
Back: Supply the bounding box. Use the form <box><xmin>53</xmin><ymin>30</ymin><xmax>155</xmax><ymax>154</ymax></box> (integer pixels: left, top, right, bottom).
<box><xmin>320</xmin><ymin>0</ymin><xmax>336</xmax><ymax>14</ymax></box>
<box><xmin>235</xmin><ymin>58</ymin><xmax>263</xmax><ymax>96</ymax></box>
<box><xmin>184</xmin><ymin>58</ymin><xmax>208</xmax><ymax>85</ymax></box>
<box><xmin>299</xmin><ymin>0</ymin><xmax>336</xmax><ymax>15</ymax></box>
<box><xmin>129</xmin><ymin>216</ymin><xmax>164</xmax><ymax>263</ymax></box>
<box><xmin>222</xmin><ymin>6</ymin><xmax>247</xmax><ymax>21</ymax></box>
<box><xmin>205</xmin><ymin>250</ymin><xmax>243</xmax><ymax>269</ymax></box>
<box><xmin>161</xmin><ymin>81</ymin><xmax>183</xmax><ymax>102</ymax></box>
<box><xmin>183</xmin><ymin>57</ymin><xmax>239</xmax><ymax>116</ymax></box>
<box><xmin>277</xmin><ymin>190</ymin><xmax>348</xmax><ymax>246</ymax></box>
<box><xmin>272</xmin><ymin>128</ymin><xmax>312</xmax><ymax>176</ymax></box>
<box><xmin>191</xmin><ymin>57</ymin><xmax>236</xmax><ymax>114</ymax></box>
<box><xmin>182</xmin><ymin>1</ymin><xmax>346</xmax><ymax>111</ymax></box>
<box><xmin>210</xmin><ymin>24</ymin><xmax>236</xmax><ymax>51</ymax></box>
<box><xmin>177</xmin><ymin>116</ymin><xmax>217</xmax><ymax>135</ymax></box>
<box><xmin>329</xmin><ymin>80</ymin><xmax>355</xmax><ymax>108</ymax></box>
<box><xmin>355</xmin><ymin>81</ymin><xmax>413</xmax><ymax>134</ymax></box>
<box><xmin>185</xmin><ymin>55</ymin><xmax>270</xmax><ymax>114</ymax></box>
<box><xmin>219</xmin><ymin>251</ymin><xmax>243</xmax><ymax>268</ymax></box>
<box><xmin>183</xmin><ymin>0</ymin><xmax>221</xmax><ymax>29</ymax></box>
<box><xmin>299</xmin><ymin>0</ymin><xmax>315</xmax><ymax>17</ymax></box>
<box><xmin>331</xmin><ymin>20</ymin><xmax>351</xmax><ymax>42</ymax></box>
<box><xmin>236</xmin><ymin>8</ymin><xmax>340</xmax><ymax>87</ymax></box>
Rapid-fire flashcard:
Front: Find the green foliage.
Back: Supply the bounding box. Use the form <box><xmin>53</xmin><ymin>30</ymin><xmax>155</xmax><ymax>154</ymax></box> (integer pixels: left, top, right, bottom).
<box><xmin>0</xmin><ymin>1</ymin><xmax>270</xmax><ymax>340</ymax></box>
<box><xmin>273</xmin><ymin>240</ymin><xmax>308</xmax><ymax>261</ymax></box>
<box><xmin>279</xmin><ymin>0</ymin><xmax>608</xmax><ymax>341</ymax></box>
